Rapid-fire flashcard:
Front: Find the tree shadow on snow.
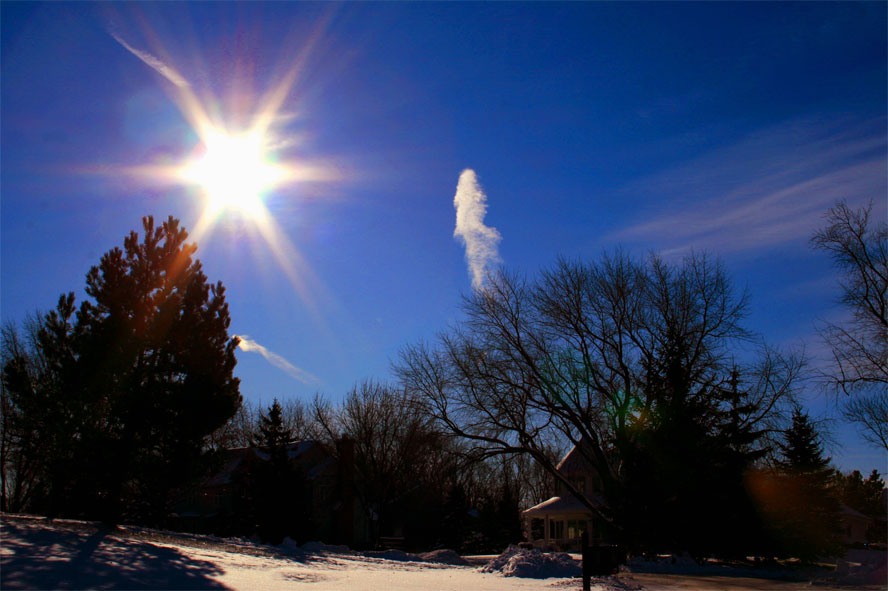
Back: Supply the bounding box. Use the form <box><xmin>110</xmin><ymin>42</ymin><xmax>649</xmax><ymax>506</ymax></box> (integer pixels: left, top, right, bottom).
<box><xmin>1</xmin><ymin>520</ymin><xmax>229</xmax><ymax>590</ymax></box>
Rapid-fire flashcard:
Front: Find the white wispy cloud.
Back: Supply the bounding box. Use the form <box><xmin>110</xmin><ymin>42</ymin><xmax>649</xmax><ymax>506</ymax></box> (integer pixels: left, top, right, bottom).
<box><xmin>236</xmin><ymin>335</ymin><xmax>320</xmax><ymax>385</ymax></box>
<box><xmin>610</xmin><ymin>116</ymin><xmax>887</xmax><ymax>255</ymax></box>
<box><xmin>453</xmin><ymin>169</ymin><xmax>502</xmax><ymax>290</ymax></box>
<box><xmin>109</xmin><ymin>31</ymin><xmax>190</xmax><ymax>88</ymax></box>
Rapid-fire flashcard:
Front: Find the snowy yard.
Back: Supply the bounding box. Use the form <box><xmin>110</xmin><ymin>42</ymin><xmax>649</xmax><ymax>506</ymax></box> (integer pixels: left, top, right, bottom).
<box><xmin>0</xmin><ymin>515</ymin><xmax>873</xmax><ymax>591</ymax></box>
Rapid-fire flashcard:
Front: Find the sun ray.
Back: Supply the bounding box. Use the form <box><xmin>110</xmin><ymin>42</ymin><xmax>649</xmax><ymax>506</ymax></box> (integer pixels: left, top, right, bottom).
<box><xmin>249</xmin><ymin>10</ymin><xmax>335</xmax><ymax>138</ymax></box>
<box><xmin>100</xmin><ymin>17</ymin><xmax>344</xmax><ymax>330</ymax></box>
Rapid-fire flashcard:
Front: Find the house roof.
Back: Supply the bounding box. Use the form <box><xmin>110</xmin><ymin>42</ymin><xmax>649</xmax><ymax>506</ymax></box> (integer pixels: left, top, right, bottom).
<box><xmin>252</xmin><ymin>440</ymin><xmax>316</xmax><ymax>461</ymax></box>
<box><xmin>205</xmin><ymin>447</ymin><xmax>252</xmax><ymax>487</ymax></box>
<box><xmin>840</xmin><ymin>503</ymin><xmax>873</xmax><ymax>521</ymax></box>
<box><xmin>205</xmin><ymin>440</ymin><xmax>328</xmax><ymax>487</ymax></box>
<box><xmin>555</xmin><ymin>440</ymin><xmax>597</xmax><ymax>474</ymax></box>
<box><xmin>522</xmin><ymin>493</ymin><xmax>606</xmax><ymax>517</ymax></box>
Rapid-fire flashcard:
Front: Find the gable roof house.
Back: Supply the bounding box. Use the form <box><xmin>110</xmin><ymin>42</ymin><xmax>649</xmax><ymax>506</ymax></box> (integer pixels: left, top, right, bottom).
<box><xmin>522</xmin><ymin>444</ymin><xmax>609</xmax><ymax>551</ymax></box>
<box><xmin>172</xmin><ymin>439</ymin><xmax>370</xmax><ymax>547</ymax></box>
<box><xmin>839</xmin><ymin>503</ymin><xmax>876</xmax><ymax>546</ymax></box>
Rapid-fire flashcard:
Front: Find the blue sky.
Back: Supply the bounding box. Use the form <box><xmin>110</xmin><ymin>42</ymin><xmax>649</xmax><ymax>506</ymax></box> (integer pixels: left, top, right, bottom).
<box><xmin>2</xmin><ymin>2</ymin><xmax>885</xmax><ymax>472</ymax></box>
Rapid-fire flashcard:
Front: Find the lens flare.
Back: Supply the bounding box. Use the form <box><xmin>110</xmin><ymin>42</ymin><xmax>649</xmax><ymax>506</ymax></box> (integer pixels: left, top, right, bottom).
<box><xmin>102</xmin><ymin>12</ymin><xmax>341</xmax><ymax>325</ymax></box>
<box><xmin>180</xmin><ymin>130</ymin><xmax>284</xmax><ymax>219</ymax></box>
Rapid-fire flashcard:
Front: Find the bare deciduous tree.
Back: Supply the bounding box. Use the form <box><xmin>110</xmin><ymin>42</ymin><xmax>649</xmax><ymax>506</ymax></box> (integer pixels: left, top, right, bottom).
<box><xmin>207</xmin><ymin>397</ymin><xmax>318</xmax><ymax>450</ymax></box>
<box><xmin>812</xmin><ymin>200</ymin><xmax>887</xmax><ymax>449</ymax></box>
<box><xmin>281</xmin><ymin>398</ymin><xmax>316</xmax><ymax>441</ymax></box>
<box><xmin>310</xmin><ymin>381</ymin><xmax>450</xmax><ymax>545</ymax></box>
<box><xmin>207</xmin><ymin>400</ymin><xmax>258</xmax><ymax>450</ymax></box>
<box><xmin>397</xmin><ymin>252</ymin><xmax>801</xmax><ymax>547</ymax></box>
<box><xmin>1</xmin><ymin>319</ymin><xmax>46</xmax><ymax>513</ymax></box>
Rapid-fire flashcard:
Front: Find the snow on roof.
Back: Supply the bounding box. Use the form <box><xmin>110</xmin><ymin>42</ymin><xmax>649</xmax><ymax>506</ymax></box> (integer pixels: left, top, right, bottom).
<box><xmin>205</xmin><ymin>448</ymin><xmax>251</xmax><ymax>487</ymax></box>
<box><xmin>521</xmin><ymin>493</ymin><xmax>606</xmax><ymax>517</ymax></box>
<box><xmin>253</xmin><ymin>440</ymin><xmax>318</xmax><ymax>461</ymax></box>
<box><xmin>554</xmin><ymin>439</ymin><xmax>601</xmax><ymax>475</ymax></box>
<box><xmin>206</xmin><ymin>441</ymin><xmax>327</xmax><ymax>486</ymax></box>
<box><xmin>287</xmin><ymin>441</ymin><xmax>315</xmax><ymax>459</ymax></box>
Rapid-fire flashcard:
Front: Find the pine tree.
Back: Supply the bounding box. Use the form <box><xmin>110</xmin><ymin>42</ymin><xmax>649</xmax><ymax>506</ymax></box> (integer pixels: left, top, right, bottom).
<box><xmin>252</xmin><ymin>398</ymin><xmax>311</xmax><ymax>544</ymax></box>
<box><xmin>834</xmin><ymin>469</ymin><xmax>886</xmax><ymax>543</ymax></box>
<box><xmin>254</xmin><ymin>399</ymin><xmax>292</xmax><ymax>464</ymax></box>
<box><xmin>838</xmin><ymin>470</ymin><xmax>869</xmax><ymax>513</ymax></box>
<box><xmin>778</xmin><ymin>410</ymin><xmax>831</xmax><ymax>472</ymax></box>
<box><xmin>2</xmin><ymin>216</ymin><xmax>241</xmax><ymax>524</ymax></box>
<box><xmin>767</xmin><ymin>409</ymin><xmax>843</xmax><ymax>561</ymax></box>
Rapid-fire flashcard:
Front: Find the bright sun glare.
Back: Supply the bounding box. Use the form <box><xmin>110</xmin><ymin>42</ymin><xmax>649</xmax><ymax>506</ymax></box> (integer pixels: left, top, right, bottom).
<box><xmin>107</xmin><ymin>22</ymin><xmax>340</xmax><ymax>314</ymax></box>
<box><xmin>182</xmin><ymin>130</ymin><xmax>284</xmax><ymax>219</ymax></box>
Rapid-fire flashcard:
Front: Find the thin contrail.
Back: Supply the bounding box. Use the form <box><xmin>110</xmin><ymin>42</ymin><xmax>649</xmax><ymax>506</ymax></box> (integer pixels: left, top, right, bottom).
<box><xmin>236</xmin><ymin>335</ymin><xmax>320</xmax><ymax>385</ymax></box>
<box><xmin>109</xmin><ymin>30</ymin><xmax>190</xmax><ymax>88</ymax></box>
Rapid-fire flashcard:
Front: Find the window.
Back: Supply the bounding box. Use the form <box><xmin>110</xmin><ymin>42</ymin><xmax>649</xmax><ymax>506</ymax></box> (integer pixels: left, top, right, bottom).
<box><xmin>549</xmin><ymin>519</ymin><xmax>565</xmax><ymax>540</ymax></box>
<box><xmin>567</xmin><ymin>519</ymin><xmax>580</xmax><ymax>539</ymax></box>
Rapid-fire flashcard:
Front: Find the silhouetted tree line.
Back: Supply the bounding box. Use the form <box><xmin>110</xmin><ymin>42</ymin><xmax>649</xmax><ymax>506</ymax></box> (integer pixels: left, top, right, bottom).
<box><xmin>832</xmin><ymin>468</ymin><xmax>887</xmax><ymax>535</ymax></box>
<box><xmin>751</xmin><ymin>408</ymin><xmax>886</xmax><ymax>558</ymax></box>
<box><xmin>2</xmin><ymin>204</ymin><xmax>884</xmax><ymax>560</ymax></box>
<box><xmin>0</xmin><ymin>215</ymin><xmax>521</xmax><ymax>549</ymax></box>
<box><xmin>206</xmin><ymin>385</ymin><xmax>535</xmax><ymax>551</ymax></box>
<box><xmin>397</xmin><ymin>250</ymin><xmax>798</xmax><ymax>557</ymax></box>
<box><xmin>396</xmin><ymin>222</ymin><xmax>886</xmax><ymax>560</ymax></box>
<box><xmin>749</xmin><ymin>409</ymin><xmax>844</xmax><ymax>561</ymax></box>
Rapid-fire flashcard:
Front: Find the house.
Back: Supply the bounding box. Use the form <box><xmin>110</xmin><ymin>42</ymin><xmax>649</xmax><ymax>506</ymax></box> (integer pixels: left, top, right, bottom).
<box><xmin>522</xmin><ymin>443</ymin><xmax>608</xmax><ymax>550</ymax></box>
<box><xmin>840</xmin><ymin>503</ymin><xmax>875</xmax><ymax>546</ymax></box>
<box><xmin>172</xmin><ymin>439</ymin><xmax>370</xmax><ymax>547</ymax></box>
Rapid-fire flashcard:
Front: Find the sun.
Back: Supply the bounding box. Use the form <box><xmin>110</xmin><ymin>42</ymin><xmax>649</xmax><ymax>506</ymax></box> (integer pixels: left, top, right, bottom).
<box><xmin>181</xmin><ymin>129</ymin><xmax>285</xmax><ymax>218</ymax></box>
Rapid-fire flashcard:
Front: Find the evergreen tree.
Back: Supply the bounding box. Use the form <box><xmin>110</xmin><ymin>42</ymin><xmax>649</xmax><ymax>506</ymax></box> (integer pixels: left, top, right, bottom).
<box><xmin>778</xmin><ymin>410</ymin><xmax>831</xmax><ymax>472</ymax></box>
<box><xmin>765</xmin><ymin>409</ymin><xmax>843</xmax><ymax>560</ymax></box>
<box><xmin>861</xmin><ymin>470</ymin><xmax>887</xmax><ymax>543</ymax></box>
<box><xmin>1</xmin><ymin>216</ymin><xmax>241</xmax><ymax>524</ymax></box>
<box><xmin>615</xmin><ymin>364</ymin><xmax>771</xmax><ymax>558</ymax></box>
<box><xmin>252</xmin><ymin>398</ymin><xmax>312</xmax><ymax>544</ymax></box>
<box><xmin>862</xmin><ymin>470</ymin><xmax>886</xmax><ymax>513</ymax></box>
<box><xmin>834</xmin><ymin>469</ymin><xmax>886</xmax><ymax>543</ymax></box>
<box><xmin>438</xmin><ymin>480</ymin><xmax>472</xmax><ymax>550</ymax></box>
<box><xmin>254</xmin><ymin>399</ymin><xmax>291</xmax><ymax>464</ymax></box>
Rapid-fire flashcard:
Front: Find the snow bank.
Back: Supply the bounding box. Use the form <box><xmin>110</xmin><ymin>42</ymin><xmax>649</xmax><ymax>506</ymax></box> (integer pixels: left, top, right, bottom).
<box><xmin>480</xmin><ymin>545</ymin><xmax>523</xmax><ymax>572</ymax></box>
<box><xmin>419</xmin><ymin>549</ymin><xmax>469</xmax><ymax>566</ymax></box>
<box><xmin>813</xmin><ymin>557</ymin><xmax>888</xmax><ymax>588</ymax></box>
<box><xmin>287</xmin><ymin>541</ymin><xmax>467</xmax><ymax>566</ymax></box>
<box><xmin>276</xmin><ymin>537</ymin><xmax>308</xmax><ymax>557</ymax></box>
<box><xmin>481</xmin><ymin>545</ymin><xmax>581</xmax><ymax>579</ymax></box>
<box><xmin>300</xmin><ymin>540</ymin><xmax>352</xmax><ymax>555</ymax></box>
<box><xmin>364</xmin><ymin>548</ymin><xmax>421</xmax><ymax>562</ymax></box>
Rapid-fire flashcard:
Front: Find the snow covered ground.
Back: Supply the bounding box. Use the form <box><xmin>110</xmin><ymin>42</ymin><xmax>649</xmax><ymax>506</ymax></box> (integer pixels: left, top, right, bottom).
<box><xmin>0</xmin><ymin>515</ymin><xmax>873</xmax><ymax>590</ymax></box>
<box><xmin>0</xmin><ymin>516</ymin><xmax>605</xmax><ymax>591</ymax></box>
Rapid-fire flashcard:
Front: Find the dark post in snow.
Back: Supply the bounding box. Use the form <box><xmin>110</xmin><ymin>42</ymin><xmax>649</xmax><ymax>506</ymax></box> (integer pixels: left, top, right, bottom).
<box><xmin>581</xmin><ymin>528</ymin><xmax>591</xmax><ymax>591</ymax></box>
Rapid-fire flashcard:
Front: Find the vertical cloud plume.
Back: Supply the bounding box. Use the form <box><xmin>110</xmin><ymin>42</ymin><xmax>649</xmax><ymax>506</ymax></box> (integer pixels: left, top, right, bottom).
<box><xmin>236</xmin><ymin>335</ymin><xmax>320</xmax><ymax>385</ymax></box>
<box><xmin>453</xmin><ymin>169</ymin><xmax>502</xmax><ymax>290</ymax></box>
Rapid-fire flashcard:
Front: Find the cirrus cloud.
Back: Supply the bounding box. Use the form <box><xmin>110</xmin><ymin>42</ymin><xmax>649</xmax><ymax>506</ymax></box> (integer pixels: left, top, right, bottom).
<box><xmin>610</xmin><ymin>116</ymin><xmax>887</xmax><ymax>256</ymax></box>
